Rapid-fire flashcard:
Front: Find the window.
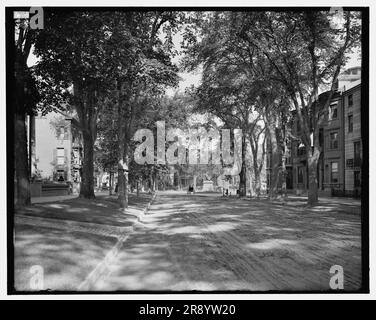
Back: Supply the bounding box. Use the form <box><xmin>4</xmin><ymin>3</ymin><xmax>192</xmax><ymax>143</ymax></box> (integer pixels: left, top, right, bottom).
<box><xmin>319</xmin><ymin>128</ymin><xmax>324</xmax><ymax>147</ymax></box>
<box><xmin>57</xmin><ymin>170</ymin><xmax>65</xmax><ymax>182</ymax></box>
<box><xmin>348</xmin><ymin>94</ymin><xmax>353</xmax><ymax>107</ymax></box>
<box><xmin>58</xmin><ymin>125</ymin><xmax>68</xmax><ymax>140</ymax></box>
<box><xmin>73</xmin><ymin>149</ymin><xmax>81</xmax><ymax>165</ymax></box>
<box><xmin>297</xmin><ymin>146</ymin><xmax>306</xmax><ymax>157</ymax></box>
<box><xmin>59</xmin><ymin>127</ymin><xmax>65</xmax><ymax>139</ymax></box>
<box><xmin>57</xmin><ymin>148</ymin><xmax>65</xmax><ymax>165</ymax></box>
<box><xmin>331</xmin><ymin>162</ymin><xmax>339</xmax><ymax>183</ymax></box>
<box><xmin>348</xmin><ymin>114</ymin><xmax>353</xmax><ymax>132</ymax></box>
<box><xmin>298</xmin><ymin>167</ymin><xmax>304</xmax><ymax>184</ymax></box>
<box><xmin>329</xmin><ymin>132</ymin><xmax>339</xmax><ymax>149</ymax></box>
<box><xmin>354</xmin><ymin>171</ymin><xmax>361</xmax><ymax>188</ymax></box>
<box><xmin>329</xmin><ymin>103</ymin><xmax>338</xmax><ymax>120</ymax></box>
<box><xmin>354</xmin><ymin>141</ymin><xmax>361</xmax><ymax>167</ymax></box>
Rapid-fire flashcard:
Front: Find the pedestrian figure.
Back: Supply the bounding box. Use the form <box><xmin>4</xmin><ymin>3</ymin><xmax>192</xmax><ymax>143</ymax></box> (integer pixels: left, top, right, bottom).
<box><xmin>187</xmin><ymin>185</ymin><xmax>195</xmax><ymax>194</ymax></box>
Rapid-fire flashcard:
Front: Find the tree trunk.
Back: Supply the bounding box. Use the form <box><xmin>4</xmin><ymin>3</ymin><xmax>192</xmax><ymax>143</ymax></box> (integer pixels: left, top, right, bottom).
<box><xmin>177</xmin><ymin>171</ymin><xmax>182</xmax><ymax>190</ymax></box>
<box><xmin>79</xmin><ymin>132</ymin><xmax>95</xmax><ymax>199</ymax></box>
<box><xmin>249</xmin><ymin>130</ymin><xmax>265</xmax><ymax>199</ymax></box>
<box><xmin>268</xmin><ymin>124</ymin><xmax>280</xmax><ymax>199</ymax></box>
<box><xmin>97</xmin><ymin>170</ymin><xmax>104</xmax><ymax>191</ymax></box>
<box><xmin>118</xmin><ymin>166</ymin><xmax>128</xmax><ymax>208</ymax></box>
<box><xmin>281</xmin><ymin>142</ymin><xmax>287</xmax><ymax>198</ymax></box>
<box><xmin>280</xmin><ymin>153</ymin><xmax>287</xmax><ymax>199</ymax></box>
<box><xmin>250</xmin><ymin>147</ymin><xmax>262</xmax><ymax>198</ymax></box>
<box><xmin>116</xmin><ymin>84</ymin><xmax>130</xmax><ymax>209</ymax></box>
<box><xmin>154</xmin><ymin>172</ymin><xmax>158</xmax><ymax>191</ymax></box>
<box><xmin>254</xmin><ymin>170</ymin><xmax>261</xmax><ymax>198</ymax></box>
<box><xmin>29</xmin><ymin>114</ymin><xmax>35</xmax><ymax>178</ymax></box>
<box><xmin>149</xmin><ymin>169</ymin><xmax>155</xmax><ymax>192</ymax></box>
<box><xmin>307</xmin><ymin>147</ymin><xmax>320</xmax><ymax>206</ymax></box>
<box><xmin>14</xmin><ymin>48</ymin><xmax>31</xmax><ymax>206</ymax></box>
<box><xmin>238</xmin><ymin>135</ymin><xmax>247</xmax><ymax>197</ymax></box>
<box><xmin>109</xmin><ymin>172</ymin><xmax>113</xmax><ymax>195</ymax></box>
<box><xmin>14</xmin><ymin>112</ymin><xmax>30</xmax><ymax>206</ymax></box>
<box><xmin>117</xmin><ymin>136</ymin><xmax>129</xmax><ymax>209</ymax></box>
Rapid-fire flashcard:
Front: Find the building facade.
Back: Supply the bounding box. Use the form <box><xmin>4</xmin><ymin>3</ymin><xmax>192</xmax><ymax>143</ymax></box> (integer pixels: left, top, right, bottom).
<box><xmin>343</xmin><ymin>83</ymin><xmax>362</xmax><ymax>196</ymax></box>
<box><xmin>30</xmin><ymin>111</ymin><xmax>82</xmax><ymax>185</ymax></box>
<box><xmin>290</xmin><ymin>67</ymin><xmax>362</xmax><ymax>197</ymax></box>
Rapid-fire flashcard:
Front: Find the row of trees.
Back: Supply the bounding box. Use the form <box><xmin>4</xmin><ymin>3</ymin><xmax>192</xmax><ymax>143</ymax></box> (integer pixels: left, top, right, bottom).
<box><xmin>13</xmin><ymin>10</ymin><xmax>361</xmax><ymax>208</ymax></box>
<box><xmin>182</xmin><ymin>10</ymin><xmax>361</xmax><ymax>205</ymax></box>
<box><xmin>14</xmin><ymin>9</ymin><xmax>186</xmax><ymax>208</ymax></box>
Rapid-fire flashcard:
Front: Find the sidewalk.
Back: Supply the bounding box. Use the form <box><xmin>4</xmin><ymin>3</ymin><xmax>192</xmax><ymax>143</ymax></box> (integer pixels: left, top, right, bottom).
<box><xmin>14</xmin><ymin>192</ymin><xmax>154</xmax><ymax>291</ymax></box>
<box><xmin>30</xmin><ymin>190</ymin><xmax>113</xmax><ymax>204</ymax></box>
<box><xmin>31</xmin><ymin>194</ymin><xmax>78</xmax><ymax>204</ymax></box>
<box><xmin>239</xmin><ymin>194</ymin><xmax>361</xmax><ymax>215</ymax></box>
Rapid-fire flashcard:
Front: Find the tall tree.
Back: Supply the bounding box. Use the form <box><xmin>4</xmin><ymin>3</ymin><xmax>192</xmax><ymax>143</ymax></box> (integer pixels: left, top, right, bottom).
<box><xmin>238</xmin><ymin>10</ymin><xmax>361</xmax><ymax>205</ymax></box>
<box><xmin>113</xmin><ymin>11</ymin><xmax>182</xmax><ymax>209</ymax></box>
<box><xmin>34</xmin><ymin>10</ymin><xmax>141</xmax><ymax>199</ymax></box>
<box><xmin>182</xmin><ymin>12</ymin><xmax>272</xmax><ymax>197</ymax></box>
<box><xmin>184</xmin><ymin>10</ymin><xmax>361</xmax><ymax>204</ymax></box>
<box><xmin>13</xmin><ymin>17</ymin><xmax>40</xmax><ymax>206</ymax></box>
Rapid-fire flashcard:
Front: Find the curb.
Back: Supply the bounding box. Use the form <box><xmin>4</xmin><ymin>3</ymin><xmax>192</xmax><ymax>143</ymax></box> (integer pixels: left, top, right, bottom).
<box><xmin>77</xmin><ymin>192</ymin><xmax>157</xmax><ymax>291</ymax></box>
<box><xmin>239</xmin><ymin>196</ymin><xmax>361</xmax><ymax>215</ymax></box>
<box><xmin>137</xmin><ymin>192</ymin><xmax>157</xmax><ymax>223</ymax></box>
<box><xmin>15</xmin><ymin>214</ymin><xmax>133</xmax><ymax>238</ymax></box>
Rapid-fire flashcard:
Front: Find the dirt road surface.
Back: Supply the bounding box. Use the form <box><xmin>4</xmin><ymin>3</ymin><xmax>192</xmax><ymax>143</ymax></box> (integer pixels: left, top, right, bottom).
<box><xmin>93</xmin><ymin>192</ymin><xmax>362</xmax><ymax>292</ymax></box>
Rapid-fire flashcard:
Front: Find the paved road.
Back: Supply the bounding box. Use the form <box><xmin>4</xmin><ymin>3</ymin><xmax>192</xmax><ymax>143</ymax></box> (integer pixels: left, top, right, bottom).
<box><xmin>93</xmin><ymin>192</ymin><xmax>362</xmax><ymax>291</ymax></box>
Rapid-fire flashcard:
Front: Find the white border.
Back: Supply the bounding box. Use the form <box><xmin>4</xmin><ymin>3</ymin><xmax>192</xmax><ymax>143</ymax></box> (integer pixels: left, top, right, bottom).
<box><xmin>1</xmin><ymin>0</ymin><xmax>375</xmax><ymax>300</ymax></box>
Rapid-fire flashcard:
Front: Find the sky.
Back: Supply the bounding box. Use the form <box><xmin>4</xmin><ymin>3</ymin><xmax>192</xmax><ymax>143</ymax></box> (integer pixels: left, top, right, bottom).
<box><xmin>27</xmin><ymin>21</ymin><xmax>362</xmax><ymax>97</ymax></box>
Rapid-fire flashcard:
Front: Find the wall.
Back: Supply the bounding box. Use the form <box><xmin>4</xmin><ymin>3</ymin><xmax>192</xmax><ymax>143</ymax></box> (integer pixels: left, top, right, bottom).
<box><xmin>343</xmin><ymin>84</ymin><xmax>362</xmax><ymax>192</ymax></box>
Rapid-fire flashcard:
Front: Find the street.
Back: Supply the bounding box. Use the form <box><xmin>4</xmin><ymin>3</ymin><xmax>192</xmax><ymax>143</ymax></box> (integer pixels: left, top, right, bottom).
<box><xmin>9</xmin><ymin>8</ymin><xmax>367</xmax><ymax>297</ymax></box>
<box><xmin>92</xmin><ymin>192</ymin><xmax>362</xmax><ymax>291</ymax></box>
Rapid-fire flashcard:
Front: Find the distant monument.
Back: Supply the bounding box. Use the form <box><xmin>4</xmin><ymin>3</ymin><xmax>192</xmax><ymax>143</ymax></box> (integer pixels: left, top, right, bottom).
<box><xmin>202</xmin><ymin>180</ymin><xmax>214</xmax><ymax>192</ymax></box>
<box><xmin>202</xmin><ymin>173</ymin><xmax>214</xmax><ymax>192</ymax></box>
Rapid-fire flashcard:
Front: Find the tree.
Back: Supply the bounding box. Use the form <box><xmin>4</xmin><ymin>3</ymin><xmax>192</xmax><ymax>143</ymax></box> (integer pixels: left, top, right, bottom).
<box><xmin>248</xmin><ymin>122</ymin><xmax>266</xmax><ymax>198</ymax></box>
<box><xmin>237</xmin><ymin>10</ymin><xmax>361</xmax><ymax>205</ymax></box>
<box><xmin>34</xmin><ymin>10</ymin><xmax>143</xmax><ymax>199</ymax></box>
<box><xmin>13</xmin><ymin>17</ymin><xmax>40</xmax><ymax>206</ymax></box>
<box><xmin>182</xmin><ymin>12</ymin><xmax>272</xmax><ymax>197</ymax></box>
<box><xmin>131</xmin><ymin>93</ymin><xmax>191</xmax><ymax>192</ymax></box>
<box><xmin>184</xmin><ymin>10</ymin><xmax>361</xmax><ymax>205</ymax></box>
<box><xmin>112</xmin><ymin>12</ymin><xmax>184</xmax><ymax>209</ymax></box>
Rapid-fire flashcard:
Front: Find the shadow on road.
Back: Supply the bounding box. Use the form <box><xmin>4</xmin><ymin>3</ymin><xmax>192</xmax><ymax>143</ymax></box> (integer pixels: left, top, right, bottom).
<box><xmin>94</xmin><ymin>192</ymin><xmax>362</xmax><ymax>292</ymax></box>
